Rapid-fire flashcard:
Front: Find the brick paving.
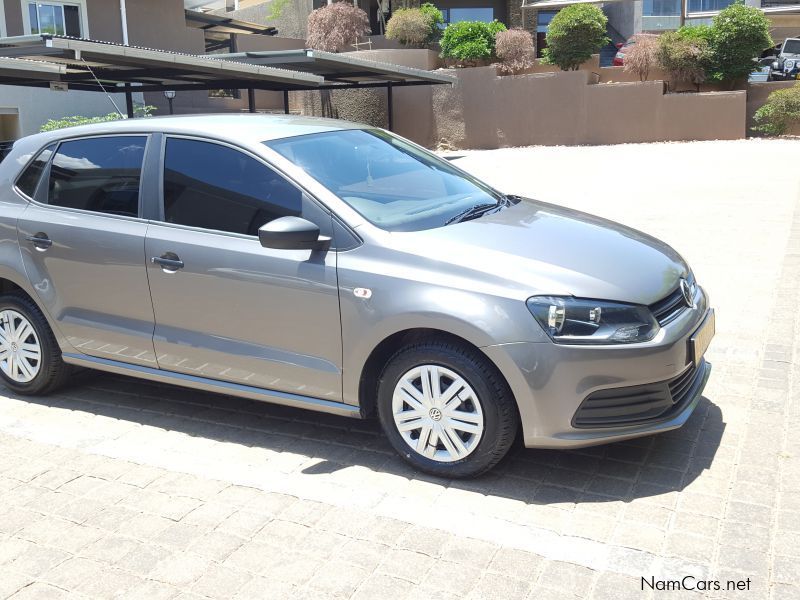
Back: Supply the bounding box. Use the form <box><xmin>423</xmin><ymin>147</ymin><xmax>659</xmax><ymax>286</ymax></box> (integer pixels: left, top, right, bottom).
<box><xmin>1</xmin><ymin>139</ymin><xmax>799</xmax><ymax>599</ymax></box>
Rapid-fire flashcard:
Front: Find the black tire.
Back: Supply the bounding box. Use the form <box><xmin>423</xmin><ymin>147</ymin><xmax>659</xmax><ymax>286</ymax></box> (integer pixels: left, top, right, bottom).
<box><xmin>377</xmin><ymin>339</ymin><xmax>519</xmax><ymax>478</ymax></box>
<box><xmin>0</xmin><ymin>292</ymin><xmax>71</xmax><ymax>395</ymax></box>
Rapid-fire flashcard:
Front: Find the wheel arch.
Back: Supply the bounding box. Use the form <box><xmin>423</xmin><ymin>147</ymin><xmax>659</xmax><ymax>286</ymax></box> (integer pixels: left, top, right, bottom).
<box><xmin>356</xmin><ymin>327</ymin><xmax>518</xmax><ymax>421</ymax></box>
<box><xmin>0</xmin><ymin>271</ymin><xmax>72</xmax><ymax>353</ymax></box>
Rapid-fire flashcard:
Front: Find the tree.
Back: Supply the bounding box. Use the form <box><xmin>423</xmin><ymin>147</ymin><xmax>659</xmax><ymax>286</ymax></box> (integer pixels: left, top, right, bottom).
<box><xmin>306</xmin><ymin>2</ymin><xmax>371</xmax><ymax>53</ymax></box>
<box><xmin>440</xmin><ymin>20</ymin><xmax>506</xmax><ymax>66</ymax></box>
<box><xmin>622</xmin><ymin>34</ymin><xmax>659</xmax><ymax>81</ymax></box>
<box><xmin>542</xmin><ymin>4</ymin><xmax>609</xmax><ymax>71</ymax></box>
<box><xmin>495</xmin><ymin>29</ymin><xmax>535</xmax><ymax>74</ymax></box>
<box><xmin>707</xmin><ymin>3</ymin><xmax>773</xmax><ymax>86</ymax></box>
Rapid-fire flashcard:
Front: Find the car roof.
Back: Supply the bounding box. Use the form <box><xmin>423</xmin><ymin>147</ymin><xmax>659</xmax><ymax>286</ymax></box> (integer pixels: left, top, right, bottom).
<box><xmin>26</xmin><ymin>113</ymin><xmax>366</xmax><ymax>147</ymax></box>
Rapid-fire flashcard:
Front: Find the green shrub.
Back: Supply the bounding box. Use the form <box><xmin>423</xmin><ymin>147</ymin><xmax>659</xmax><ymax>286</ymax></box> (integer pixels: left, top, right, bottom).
<box><xmin>707</xmin><ymin>3</ymin><xmax>772</xmax><ymax>85</ymax></box>
<box><xmin>419</xmin><ymin>3</ymin><xmax>445</xmax><ymax>40</ymax></box>
<box><xmin>440</xmin><ymin>20</ymin><xmax>506</xmax><ymax>64</ymax></box>
<box><xmin>40</xmin><ymin>105</ymin><xmax>155</xmax><ymax>132</ymax></box>
<box><xmin>752</xmin><ymin>84</ymin><xmax>800</xmax><ymax>135</ymax></box>
<box><xmin>385</xmin><ymin>3</ymin><xmax>443</xmax><ymax>47</ymax></box>
<box><xmin>542</xmin><ymin>4</ymin><xmax>609</xmax><ymax>71</ymax></box>
<box><xmin>656</xmin><ymin>27</ymin><xmax>711</xmax><ymax>88</ymax></box>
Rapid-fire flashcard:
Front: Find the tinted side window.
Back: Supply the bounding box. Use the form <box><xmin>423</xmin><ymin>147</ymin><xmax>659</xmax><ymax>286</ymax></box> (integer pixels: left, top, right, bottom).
<box><xmin>48</xmin><ymin>136</ymin><xmax>146</xmax><ymax>217</ymax></box>
<box><xmin>16</xmin><ymin>144</ymin><xmax>56</xmax><ymax>198</ymax></box>
<box><xmin>163</xmin><ymin>138</ymin><xmax>302</xmax><ymax>236</ymax></box>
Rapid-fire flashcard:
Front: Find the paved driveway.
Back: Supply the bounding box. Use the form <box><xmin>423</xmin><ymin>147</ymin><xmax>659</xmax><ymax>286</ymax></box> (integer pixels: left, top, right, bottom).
<box><xmin>1</xmin><ymin>139</ymin><xmax>799</xmax><ymax>600</ymax></box>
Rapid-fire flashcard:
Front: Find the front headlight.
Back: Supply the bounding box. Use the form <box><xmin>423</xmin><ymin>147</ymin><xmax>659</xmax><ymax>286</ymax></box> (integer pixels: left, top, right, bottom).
<box><xmin>786</xmin><ymin>59</ymin><xmax>796</xmax><ymax>70</ymax></box>
<box><xmin>527</xmin><ymin>296</ymin><xmax>659</xmax><ymax>344</ymax></box>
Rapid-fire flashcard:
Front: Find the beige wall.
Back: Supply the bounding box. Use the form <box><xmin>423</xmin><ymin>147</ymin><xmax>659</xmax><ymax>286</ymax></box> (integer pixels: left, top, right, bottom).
<box><xmin>346</xmin><ymin>49</ymin><xmax>441</xmax><ymax>70</ymax></box>
<box><xmin>295</xmin><ymin>60</ymin><xmax>747</xmax><ymax>149</ymax></box>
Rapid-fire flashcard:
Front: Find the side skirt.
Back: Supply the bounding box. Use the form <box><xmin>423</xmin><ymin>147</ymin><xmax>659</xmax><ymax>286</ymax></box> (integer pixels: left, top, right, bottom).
<box><xmin>62</xmin><ymin>353</ymin><xmax>362</xmax><ymax>419</ymax></box>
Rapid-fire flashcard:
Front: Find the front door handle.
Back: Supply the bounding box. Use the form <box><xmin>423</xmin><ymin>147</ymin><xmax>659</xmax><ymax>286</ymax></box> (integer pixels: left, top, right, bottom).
<box><xmin>25</xmin><ymin>234</ymin><xmax>53</xmax><ymax>249</ymax></box>
<box><xmin>152</xmin><ymin>255</ymin><xmax>184</xmax><ymax>271</ymax></box>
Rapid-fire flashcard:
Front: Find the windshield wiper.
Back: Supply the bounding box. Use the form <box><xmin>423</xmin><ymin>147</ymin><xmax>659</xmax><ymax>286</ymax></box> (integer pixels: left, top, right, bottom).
<box><xmin>444</xmin><ymin>196</ymin><xmax>509</xmax><ymax>226</ymax></box>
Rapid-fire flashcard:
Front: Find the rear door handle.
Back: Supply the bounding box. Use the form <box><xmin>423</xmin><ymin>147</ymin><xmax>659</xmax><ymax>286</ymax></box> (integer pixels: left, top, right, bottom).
<box><xmin>25</xmin><ymin>234</ymin><xmax>52</xmax><ymax>249</ymax></box>
<box><xmin>151</xmin><ymin>255</ymin><xmax>184</xmax><ymax>271</ymax></box>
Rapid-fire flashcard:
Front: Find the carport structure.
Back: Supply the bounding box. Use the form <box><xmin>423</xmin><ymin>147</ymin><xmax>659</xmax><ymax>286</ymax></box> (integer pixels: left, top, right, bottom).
<box><xmin>0</xmin><ymin>35</ymin><xmax>454</xmax><ymax>130</ymax></box>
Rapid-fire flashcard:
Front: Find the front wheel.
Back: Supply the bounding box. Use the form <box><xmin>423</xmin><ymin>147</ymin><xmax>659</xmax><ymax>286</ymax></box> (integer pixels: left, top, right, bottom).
<box><xmin>377</xmin><ymin>340</ymin><xmax>519</xmax><ymax>478</ymax></box>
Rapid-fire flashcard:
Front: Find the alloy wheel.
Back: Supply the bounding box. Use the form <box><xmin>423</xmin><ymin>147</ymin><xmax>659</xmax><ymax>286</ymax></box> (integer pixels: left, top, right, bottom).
<box><xmin>391</xmin><ymin>364</ymin><xmax>484</xmax><ymax>462</ymax></box>
<box><xmin>0</xmin><ymin>309</ymin><xmax>42</xmax><ymax>383</ymax></box>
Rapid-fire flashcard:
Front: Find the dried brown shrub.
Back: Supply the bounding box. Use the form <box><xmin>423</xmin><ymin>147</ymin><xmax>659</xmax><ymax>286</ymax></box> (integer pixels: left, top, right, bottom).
<box><xmin>495</xmin><ymin>28</ymin><xmax>535</xmax><ymax>74</ymax></box>
<box><xmin>385</xmin><ymin>9</ymin><xmax>431</xmax><ymax>48</ymax></box>
<box><xmin>622</xmin><ymin>34</ymin><xmax>659</xmax><ymax>81</ymax></box>
<box><xmin>306</xmin><ymin>2</ymin><xmax>371</xmax><ymax>53</ymax></box>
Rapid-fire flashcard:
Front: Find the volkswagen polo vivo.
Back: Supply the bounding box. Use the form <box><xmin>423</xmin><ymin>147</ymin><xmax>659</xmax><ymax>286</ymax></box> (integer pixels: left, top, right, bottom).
<box><xmin>0</xmin><ymin>115</ymin><xmax>714</xmax><ymax>477</ymax></box>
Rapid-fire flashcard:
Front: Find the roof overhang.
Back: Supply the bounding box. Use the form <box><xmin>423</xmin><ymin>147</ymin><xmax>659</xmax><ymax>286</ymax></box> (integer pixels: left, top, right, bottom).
<box><xmin>184</xmin><ymin>9</ymin><xmax>278</xmax><ymax>36</ymax></box>
<box><xmin>213</xmin><ymin>49</ymin><xmax>456</xmax><ymax>88</ymax></box>
<box><xmin>521</xmin><ymin>0</ymin><xmax>621</xmax><ymax>9</ymax></box>
<box><xmin>761</xmin><ymin>4</ymin><xmax>800</xmax><ymax>14</ymax></box>
<box><xmin>0</xmin><ymin>35</ymin><xmax>322</xmax><ymax>92</ymax></box>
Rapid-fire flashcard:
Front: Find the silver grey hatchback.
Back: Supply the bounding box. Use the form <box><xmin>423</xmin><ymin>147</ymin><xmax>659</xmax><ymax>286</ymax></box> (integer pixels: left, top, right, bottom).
<box><xmin>0</xmin><ymin>114</ymin><xmax>714</xmax><ymax>478</ymax></box>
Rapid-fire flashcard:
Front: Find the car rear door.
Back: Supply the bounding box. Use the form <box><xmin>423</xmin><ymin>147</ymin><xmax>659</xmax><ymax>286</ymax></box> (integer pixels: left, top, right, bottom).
<box><xmin>16</xmin><ymin>134</ymin><xmax>158</xmax><ymax>366</ymax></box>
<box><xmin>144</xmin><ymin>136</ymin><xmax>343</xmax><ymax>401</ymax></box>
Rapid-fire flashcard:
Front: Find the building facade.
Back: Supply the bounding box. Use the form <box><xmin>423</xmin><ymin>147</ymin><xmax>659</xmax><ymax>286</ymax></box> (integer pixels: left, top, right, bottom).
<box><xmin>519</xmin><ymin>0</ymin><xmax>800</xmax><ymax>52</ymax></box>
<box><xmin>0</xmin><ymin>0</ymin><xmax>298</xmax><ymax>139</ymax></box>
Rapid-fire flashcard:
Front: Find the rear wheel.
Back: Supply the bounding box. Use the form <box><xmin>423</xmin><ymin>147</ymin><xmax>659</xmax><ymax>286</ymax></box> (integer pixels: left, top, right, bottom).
<box><xmin>0</xmin><ymin>293</ymin><xmax>70</xmax><ymax>395</ymax></box>
<box><xmin>377</xmin><ymin>339</ymin><xmax>518</xmax><ymax>478</ymax></box>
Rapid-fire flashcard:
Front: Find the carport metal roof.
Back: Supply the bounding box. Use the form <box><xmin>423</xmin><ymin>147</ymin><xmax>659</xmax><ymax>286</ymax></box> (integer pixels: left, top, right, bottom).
<box><xmin>184</xmin><ymin>9</ymin><xmax>278</xmax><ymax>36</ymax></box>
<box><xmin>216</xmin><ymin>49</ymin><xmax>456</xmax><ymax>89</ymax></box>
<box><xmin>0</xmin><ymin>35</ymin><xmax>454</xmax><ymax>129</ymax></box>
<box><xmin>0</xmin><ymin>35</ymin><xmax>322</xmax><ymax>93</ymax></box>
<box><xmin>214</xmin><ymin>48</ymin><xmax>456</xmax><ymax>129</ymax></box>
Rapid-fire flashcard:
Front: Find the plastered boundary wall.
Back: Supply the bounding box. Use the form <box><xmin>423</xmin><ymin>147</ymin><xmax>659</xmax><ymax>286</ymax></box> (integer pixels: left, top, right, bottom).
<box><xmin>293</xmin><ymin>50</ymin><xmax>747</xmax><ymax>149</ymax></box>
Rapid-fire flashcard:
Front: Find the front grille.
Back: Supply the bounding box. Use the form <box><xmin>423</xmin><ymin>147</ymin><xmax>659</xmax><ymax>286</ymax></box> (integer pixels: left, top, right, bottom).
<box><xmin>649</xmin><ymin>274</ymin><xmax>695</xmax><ymax>326</ymax></box>
<box><xmin>572</xmin><ymin>361</ymin><xmax>704</xmax><ymax>428</ymax></box>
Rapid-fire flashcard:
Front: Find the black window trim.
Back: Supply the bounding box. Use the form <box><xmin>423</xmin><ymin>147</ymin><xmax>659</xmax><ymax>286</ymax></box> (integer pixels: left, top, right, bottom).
<box><xmin>13</xmin><ymin>142</ymin><xmax>57</xmax><ymax>202</ymax></box>
<box><xmin>155</xmin><ymin>133</ymin><xmax>361</xmax><ymax>250</ymax></box>
<box><xmin>20</xmin><ymin>132</ymin><xmax>152</xmax><ymax>222</ymax></box>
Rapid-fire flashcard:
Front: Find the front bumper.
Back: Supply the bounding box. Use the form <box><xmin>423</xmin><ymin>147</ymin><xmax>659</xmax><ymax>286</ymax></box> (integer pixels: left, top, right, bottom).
<box><xmin>482</xmin><ymin>288</ymin><xmax>713</xmax><ymax>449</ymax></box>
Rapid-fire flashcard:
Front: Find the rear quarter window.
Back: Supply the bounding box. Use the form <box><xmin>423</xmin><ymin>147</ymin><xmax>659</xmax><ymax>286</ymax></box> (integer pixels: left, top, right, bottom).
<box><xmin>15</xmin><ymin>144</ymin><xmax>56</xmax><ymax>199</ymax></box>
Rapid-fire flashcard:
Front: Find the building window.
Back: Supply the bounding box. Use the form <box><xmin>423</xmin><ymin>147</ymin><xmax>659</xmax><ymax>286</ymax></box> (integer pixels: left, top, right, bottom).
<box><xmin>535</xmin><ymin>10</ymin><xmax>557</xmax><ymax>58</ymax></box>
<box><xmin>440</xmin><ymin>7</ymin><xmax>495</xmax><ymax>24</ymax></box>
<box><xmin>27</xmin><ymin>2</ymin><xmax>82</xmax><ymax>36</ymax></box>
<box><xmin>686</xmin><ymin>0</ymin><xmax>735</xmax><ymax>12</ymax></box>
<box><xmin>643</xmin><ymin>0</ymin><xmax>681</xmax><ymax>16</ymax></box>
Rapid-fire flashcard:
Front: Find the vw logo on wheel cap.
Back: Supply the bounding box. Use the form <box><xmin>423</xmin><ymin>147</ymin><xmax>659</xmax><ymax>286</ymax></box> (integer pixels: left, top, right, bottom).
<box><xmin>429</xmin><ymin>408</ymin><xmax>443</xmax><ymax>421</ymax></box>
<box><xmin>679</xmin><ymin>278</ymin><xmax>695</xmax><ymax>308</ymax></box>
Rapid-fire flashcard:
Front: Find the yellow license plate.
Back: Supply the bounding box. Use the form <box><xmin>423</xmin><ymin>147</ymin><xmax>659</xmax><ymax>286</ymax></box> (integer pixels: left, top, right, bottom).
<box><xmin>689</xmin><ymin>309</ymin><xmax>715</xmax><ymax>368</ymax></box>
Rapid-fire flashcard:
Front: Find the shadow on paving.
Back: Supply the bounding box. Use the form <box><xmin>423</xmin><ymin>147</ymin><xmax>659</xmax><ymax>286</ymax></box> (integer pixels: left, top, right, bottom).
<box><xmin>5</xmin><ymin>370</ymin><xmax>725</xmax><ymax>507</ymax></box>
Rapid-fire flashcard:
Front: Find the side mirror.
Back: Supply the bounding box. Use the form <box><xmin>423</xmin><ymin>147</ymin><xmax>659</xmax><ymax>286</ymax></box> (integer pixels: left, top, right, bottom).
<box><xmin>258</xmin><ymin>216</ymin><xmax>331</xmax><ymax>251</ymax></box>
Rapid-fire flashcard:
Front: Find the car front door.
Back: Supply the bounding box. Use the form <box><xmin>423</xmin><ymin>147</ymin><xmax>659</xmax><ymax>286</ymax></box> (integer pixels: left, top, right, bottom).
<box><xmin>144</xmin><ymin>136</ymin><xmax>343</xmax><ymax>401</ymax></box>
<box><xmin>16</xmin><ymin>135</ymin><xmax>158</xmax><ymax>366</ymax></box>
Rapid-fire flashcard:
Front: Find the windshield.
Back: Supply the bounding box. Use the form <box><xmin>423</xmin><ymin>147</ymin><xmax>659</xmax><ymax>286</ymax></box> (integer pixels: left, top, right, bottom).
<box><xmin>784</xmin><ymin>39</ymin><xmax>800</xmax><ymax>54</ymax></box>
<box><xmin>264</xmin><ymin>129</ymin><xmax>503</xmax><ymax>232</ymax></box>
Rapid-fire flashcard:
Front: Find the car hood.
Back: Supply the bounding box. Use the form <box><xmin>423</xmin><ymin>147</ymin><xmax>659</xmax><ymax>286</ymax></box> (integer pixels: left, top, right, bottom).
<box><xmin>389</xmin><ymin>198</ymin><xmax>688</xmax><ymax>305</ymax></box>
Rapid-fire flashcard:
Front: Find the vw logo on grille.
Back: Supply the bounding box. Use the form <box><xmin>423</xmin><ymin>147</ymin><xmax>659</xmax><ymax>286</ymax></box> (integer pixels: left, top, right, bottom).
<box><xmin>679</xmin><ymin>278</ymin><xmax>695</xmax><ymax>309</ymax></box>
